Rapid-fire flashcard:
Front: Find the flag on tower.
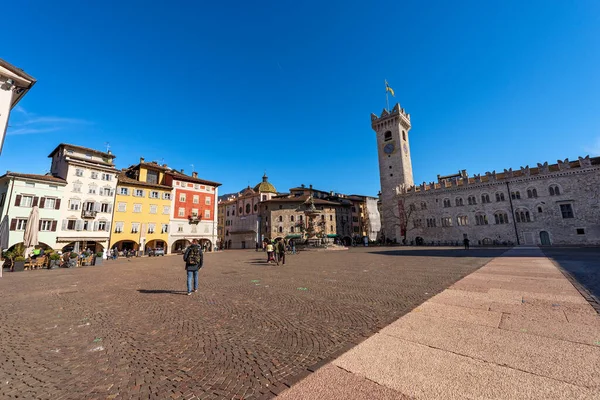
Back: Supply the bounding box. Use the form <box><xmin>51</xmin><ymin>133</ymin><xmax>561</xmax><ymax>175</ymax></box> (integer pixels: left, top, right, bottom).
<box><xmin>385</xmin><ymin>80</ymin><xmax>395</xmax><ymax>97</ymax></box>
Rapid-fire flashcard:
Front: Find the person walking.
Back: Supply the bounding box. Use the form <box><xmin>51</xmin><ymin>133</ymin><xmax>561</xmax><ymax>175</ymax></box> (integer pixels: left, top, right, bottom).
<box><xmin>183</xmin><ymin>239</ymin><xmax>204</xmax><ymax>295</ymax></box>
<box><xmin>277</xmin><ymin>238</ymin><xmax>286</xmax><ymax>265</ymax></box>
<box><xmin>266</xmin><ymin>241</ymin><xmax>277</xmax><ymax>264</ymax></box>
<box><xmin>463</xmin><ymin>237</ymin><xmax>470</xmax><ymax>250</ymax></box>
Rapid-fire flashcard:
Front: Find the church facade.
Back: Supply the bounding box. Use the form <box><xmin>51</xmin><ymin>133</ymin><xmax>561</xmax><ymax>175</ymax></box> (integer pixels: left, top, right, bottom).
<box><xmin>373</xmin><ymin>104</ymin><xmax>600</xmax><ymax>246</ymax></box>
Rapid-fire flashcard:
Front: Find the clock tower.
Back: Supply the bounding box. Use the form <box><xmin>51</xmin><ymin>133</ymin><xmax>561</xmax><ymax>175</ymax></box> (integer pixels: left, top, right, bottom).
<box><xmin>371</xmin><ymin>103</ymin><xmax>413</xmax><ymax>242</ymax></box>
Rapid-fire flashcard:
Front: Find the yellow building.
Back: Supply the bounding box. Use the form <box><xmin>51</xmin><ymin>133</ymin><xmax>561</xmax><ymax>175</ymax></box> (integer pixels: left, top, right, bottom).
<box><xmin>109</xmin><ymin>159</ymin><xmax>173</xmax><ymax>254</ymax></box>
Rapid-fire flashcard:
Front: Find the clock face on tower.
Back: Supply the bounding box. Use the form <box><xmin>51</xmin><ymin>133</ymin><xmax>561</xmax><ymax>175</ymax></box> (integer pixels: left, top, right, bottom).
<box><xmin>384</xmin><ymin>143</ymin><xmax>394</xmax><ymax>154</ymax></box>
<box><xmin>403</xmin><ymin>143</ymin><xmax>408</xmax><ymax>154</ymax></box>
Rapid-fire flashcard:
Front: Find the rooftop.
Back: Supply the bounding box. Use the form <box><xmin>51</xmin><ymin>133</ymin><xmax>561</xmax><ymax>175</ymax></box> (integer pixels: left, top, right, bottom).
<box><xmin>0</xmin><ymin>172</ymin><xmax>67</xmax><ymax>184</ymax></box>
<box><xmin>48</xmin><ymin>143</ymin><xmax>115</xmax><ymax>160</ymax></box>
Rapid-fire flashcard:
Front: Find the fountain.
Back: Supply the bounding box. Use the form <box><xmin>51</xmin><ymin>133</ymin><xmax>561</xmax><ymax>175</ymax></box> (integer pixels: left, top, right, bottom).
<box><xmin>298</xmin><ymin>195</ymin><xmax>322</xmax><ymax>245</ymax></box>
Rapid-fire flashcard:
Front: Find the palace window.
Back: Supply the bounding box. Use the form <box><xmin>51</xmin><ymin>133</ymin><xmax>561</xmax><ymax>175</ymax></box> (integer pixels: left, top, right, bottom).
<box><xmin>69</xmin><ymin>199</ymin><xmax>81</xmax><ymax>211</ymax></box>
<box><xmin>549</xmin><ymin>185</ymin><xmax>561</xmax><ymax>196</ymax></box>
<box><xmin>101</xmin><ymin>173</ymin><xmax>112</xmax><ymax>181</ymax></box>
<box><xmin>421</xmin><ymin>202</ymin><xmax>427</xmax><ymax>210</ymax></box>
<box><xmin>75</xmin><ymin>169</ymin><xmax>84</xmax><ymax>177</ymax></box>
<box><xmin>384</xmin><ymin>131</ymin><xmax>392</xmax><ymax>142</ymax></box>
<box><xmin>481</xmin><ymin>194</ymin><xmax>491</xmax><ymax>204</ymax></box>
<box><xmin>409</xmin><ymin>203</ymin><xmax>417</xmax><ymax>211</ymax></box>
<box><xmin>494</xmin><ymin>212</ymin><xmax>509</xmax><ymax>225</ymax></box>
<box><xmin>511</xmin><ymin>191</ymin><xmax>521</xmax><ymax>200</ymax></box>
<box><xmin>413</xmin><ymin>219</ymin><xmax>422</xmax><ymax>228</ymax></box>
<box><xmin>98</xmin><ymin>221</ymin><xmax>107</xmax><ymax>231</ymax></box>
<box><xmin>100</xmin><ymin>203</ymin><xmax>111</xmax><ymax>213</ymax></box>
<box><xmin>475</xmin><ymin>214</ymin><xmax>488</xmax><ymax>225</ymax></box>
<box><xmin>91</xmin><ymin>171</ymin><xmax>98</xmax><ymax>179</ymax></box>
<box><xmin>441</xmin><ymin>217</ymin><xmax>453</xmax><ymax>227</ymax></box>
<box><xmin>443</xmin><ymin>198</ymin><xmax>451</xmax><ymax>208</ymax></box>
<box><xmin>457</xmin><ymin>215</ymin><xmax>469</xmax><ymax>226</ymax></box>
<box><xmin>73</xmin><ymin>183</ymin><xmax>82</xmax><ymax>193</ymax></box>
<box><xmin>515</xmin><ymin>210</ymin><xmax>531</xmax><ymax>223</ymax></box>
<box><xmin>426</xmin><ymin>218</ymin><xmax>436</xmax><ymax>227</ymax></box>
<box><xmin>290</xmin><ymin>215</ymin><xmax>295</xmax><ymax>222</ymax></box>
<box><xmin>467</xmin><ymin>196</ymin><xmax>477</xmax><ymax>205</ymax></box>
<box><xmin>455</xmin><ymin>198</ymin><xmax>464</xmax><ymax>206</ymax></box>
<box><xmin>560</xmin><ymin>204</ymin><xmax>574</xmax><ymax>218</ymax></box>
<box><xmin>527</xmin><ymin>188</ymin><xmax>538</xmax><ymax>198</ymax></box>
<box><xmin>495</xmin><ymin>192</ymin><xmax>505</xmax><ymax>202</ymax></box>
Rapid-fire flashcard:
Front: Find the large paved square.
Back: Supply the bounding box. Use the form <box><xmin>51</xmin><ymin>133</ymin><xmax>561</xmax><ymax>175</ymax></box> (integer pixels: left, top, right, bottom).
<box><xmin>0</xmin><ymin>247</ymin><xmax>506</xmax><ymax>399</ymax></box>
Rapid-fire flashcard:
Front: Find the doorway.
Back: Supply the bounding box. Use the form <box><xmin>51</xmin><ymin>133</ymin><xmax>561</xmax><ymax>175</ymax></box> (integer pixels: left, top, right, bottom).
<box><xmin>539</xmin><ymin>231</ymin><xmax>551</xmax><ymax>246</ymax></box>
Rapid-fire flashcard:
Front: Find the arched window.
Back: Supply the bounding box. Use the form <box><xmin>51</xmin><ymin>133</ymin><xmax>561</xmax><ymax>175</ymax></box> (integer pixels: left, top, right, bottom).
<box><xmin>511</xmin><ymin>191</ymin><xmax>521</xmax><ymax>200</ymax></box>
<box><xmin>402</xmin><ymin>130</ymin><xmax>406</xmax><ymax>141</ymax></box>
<box><xmin>290</xmin><ymin>226</ymin><xmax>295</xmax><ymax>233</ymax></box>
<box><xmin>538</xmin><ymin>206</ymin><xmax>543</xmax><ymax>213</ymax></box>
<box><xmin>527</xmin><ymin>188</ymin><xmax>538</xmax><ymax>199</ymax></box>
<box><xmin>455</xmin><ymin>198</ymin><xmax>463</xmax><ymax>206</ymax></box>
<box><xmin>443</xmin><ymin>198</ymin><xmax>451</xmax><ymax>208</ymax></box>
<box><xmin>468</xmin><ymin>195</ymin><xmax>477</xmax><ymax>205</ymax></box>
<box><xmin>290</xmin><ymin>215</ymin><xmax>295</xmax><ymax>222</ymax></box>
<box><xmin>475</xmin><ymin>213</ymin><xmax>488</xmax><ymax>225</ymax></box>
<box><xmin>481</xmin><ymin>194</ymin><xmax>490</xmax><ymax>204</ymax></box>
<box><xmin>245</xmin><ymin>204</ymin><xmax>251</xmax><ymax>214</ymax></box>
<box><xmin>254</xmin><ymin>204</ymin><xmax>258</xmax><ymax>212</ymax></box>
<box><xmin>238</xmin><ymin>207</ymin><xmax>242</xmax><ymax>214</ymax></box>
<box><xmin>515</xmin><ymin>209</ymin><xmax>531</xmax><ymax>223</ymax></box>
<box><xmin>494</xmin><ymin>212</ymin><xmax>509</xmax><ymax>225</ymax></box>
<box><xmin>549</xmin><ymin>185</ymin><xmax>560</xmax><ymax>196</ymax></box>
<box><xmin>421</xmin><ymin>202</ymin><xmax>427</xmax><ymax>210</ymax></box>
<box><xmin>495</xmin><ymin>192</ymin><xmax>505</xmax><ymax>202</ymax></box>
<box><xmin>278</xmin><ymin>226</ymin><xmax>283</xmax><ymax>233</ymax></box>
<box><xmin>299</xmin><ymin>215</ymin><xmax>303</xmax><ymax>221</ymax></box>
<box><xmin>384</xmin><ymin>131</ymin><xmax>392</xmax><ymax>141</ymax></box>
<box><xmin>457</xmin><ymin>215</ymin><xmax>469</xmax><ymax>226</ymax></box>
<box><xmin>278</xmin><ymin>216</ymin><xmax>283</xmax><ymax>222</ymax></box>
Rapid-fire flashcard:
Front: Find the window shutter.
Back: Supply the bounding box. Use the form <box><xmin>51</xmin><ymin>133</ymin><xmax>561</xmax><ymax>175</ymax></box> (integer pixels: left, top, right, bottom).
<box><xmin>55</xmin><ymin>199</ymin><xmax>61</xmax><ymax>210</ymax></box>
<box><xmin>93</xmin><ymin>221</ymin><xmax>99</xmax><ymax>231</ymax></box>
<box><xmin>33</xmin><ymin>197</ymin><xmax>39</xmax><ymax>207</ymax></box>
<box><xmin>94</xmin><ymin>202</ymin><xmax>101</xmax><ymax>212</ymax></box>
<box><xmin>76</xmin><ymin>220</ymin><xmax>83</xmax><ymax>231</ymax></box>
<box><xmin>10</xmin><ymin>219</ymin><xmax>17</xmax><ymax>230</ymax></box>
<box><xmin>39</xmin><ymin>220</ymin><xmax>43</xmax><ymax>230</ymax></box>
<box><xmin>51</xmin><ymin>221</ymin><xmax>57</xmax><ymax>232</ymax></box>
<box><xmin>62</xmin><ymin>220</ymin><xmax>67</xmax><ymax>230</ymax></box>
<box><xmin>105</xmin><ymin>221</ymin><xmax>111</xmax><ymax>232</ymax></box>
<box><xmin>14</xmin><ymin>195</ymin><xmax>21</xmax><ymax>206</ymax></box>
<box><xmin>108</xmin><ymin>203</ymin><xmax>113</xmax><ymax>213</ymax></box>
<box><xmin>39</xmin><ymin>197</ymin><xmax>46</xmax><ymax>208</ymax></box>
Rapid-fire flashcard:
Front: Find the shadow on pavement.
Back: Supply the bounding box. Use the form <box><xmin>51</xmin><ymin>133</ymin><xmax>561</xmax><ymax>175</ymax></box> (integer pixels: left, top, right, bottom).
<box><xmin>543</xmin><ymin>248</ymin><xmax>600</xmax><ymax>301</ymax></box>
<box><xmin>370</xmin><ymin>248</ymin><xmax>512</xmax><ymax>258</ymax></box>
<box><xmin>137</xmin><ymin>289</ymin><xmax>188</xmax><ymax>295</ymax></box>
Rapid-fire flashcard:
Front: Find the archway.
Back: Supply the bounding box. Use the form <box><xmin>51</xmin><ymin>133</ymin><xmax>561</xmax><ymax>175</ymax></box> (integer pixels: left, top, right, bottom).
<box><xmin>62</xmin><ymin>241</ymin><xmax>106</xmax><ymax>254</ymax></box>
<box><xmin>146</xmin><ymin>239</ymin><xmax>167</xmax><ymax>253</ymax></box>
<box><xmin>539</xmin><ymin>231</ymin><xmax>551</xmax><ymax>246</ymax></box>
<box><xmin>481</xmin><ymin>238</ymin><xmax>493</xmax><ymax>246</ymax></box>
<box><xmin>199</xmin><ymin>239</ymin><xmax>212</xmax><ymax>252</ymax></box>
<box><xmin>172</xmin><ymin>239</ymin><xmax>190</xmax><ymax>254</ymax></box>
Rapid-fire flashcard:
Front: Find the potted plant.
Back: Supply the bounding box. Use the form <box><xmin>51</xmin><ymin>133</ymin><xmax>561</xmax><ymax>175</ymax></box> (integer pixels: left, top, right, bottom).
<box><xmin>49</xmin><ymin>253</ymin><xmax>61</xmax><ymax>269</ymax></box>
<box><xmin>94</xmin><ymin>251</ymin><xmax>104</xmax><ymax>266</ymax></box>
<box><xmin>69</xmin><ymin>252</ymin><xmax>78</xmax><ymax>268</ymax></box>
<box><xmin>13</xmin><ymin>256</ymin><xmax>26</xmax><ymax>272</ymax></box>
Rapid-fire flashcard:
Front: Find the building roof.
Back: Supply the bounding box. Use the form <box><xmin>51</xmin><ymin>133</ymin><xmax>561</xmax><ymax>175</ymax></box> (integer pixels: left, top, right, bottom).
<box><xmin>253</xmin><ymin>173</ymin><xmax>277</xmax><ymax>193</ymax></box>
<box><xmin>48</xmin><ymin>143</ymin><xmax>115</xmax><ymax>160</ymax></box>
<box><xmin>0</xmin><ymin>58</ymin><xmax>37</xmax><ymax>108</ymax></box>
<box><xmin>0</xmin><ymin>172</ymin><xmax>67</xmax><ymax>184</ymax></box>
<box><xmin>116</xmin><ymin>173</ymin><xmax>172</xmax><ymax>190</ymax></box>
<box><xmin>262</xmin><ymin>194</ymin><xmax>346</xmax><ymax>206</ymax></box>
<box><xmin>167</xmin><ymin>170</ymin><xmax>222</xmax><ymax>187</ymax></box>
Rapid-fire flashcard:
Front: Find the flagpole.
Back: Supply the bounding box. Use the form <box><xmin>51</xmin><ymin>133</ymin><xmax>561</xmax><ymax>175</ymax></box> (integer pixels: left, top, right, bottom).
<box><xmin>385</xmin><ymin>80</ymin><xmax>389</xmax><ymax>111</ymax></box>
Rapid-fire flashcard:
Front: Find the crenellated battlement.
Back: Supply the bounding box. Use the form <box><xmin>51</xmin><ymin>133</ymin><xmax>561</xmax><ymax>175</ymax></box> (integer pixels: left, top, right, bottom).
<box><xmin>395</xmin><ymin>155</ymin><xmax>599</xmax><ymax>195</ymax></box>
<box><xmin>371</xmin><ymin>103</ymin><xmax>411</xmax><ymax>131</ymax></box>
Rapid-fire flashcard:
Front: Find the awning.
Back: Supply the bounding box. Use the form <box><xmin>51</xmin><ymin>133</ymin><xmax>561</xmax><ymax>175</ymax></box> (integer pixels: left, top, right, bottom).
<box><xmin>327</xmin><ymin>234</ymin><xmax>338</xmax><ymax>238</ymax></box>
<box><xmin>285</xmin><ymin>234</ymin><xmax>302</xmax><ymax>239</ymax></box>
<box><xmin>56</xmin><ymin>237</ymin><xmax>108</xmax><ymax>242</ymax></box>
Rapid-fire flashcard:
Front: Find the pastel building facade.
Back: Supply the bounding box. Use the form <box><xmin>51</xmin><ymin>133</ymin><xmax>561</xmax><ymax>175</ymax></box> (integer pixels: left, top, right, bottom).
<box><xmin>110</xmin><ymin>159</ymin><xmax>173</xmax><ymax>253</ymax></box>
<box><xmin>49</xmin><ymin>144</ymin><xmax>118</xmax><ymax>254</ymax></box>
<box><xmin>0</xmin><ymin>173</ymin><xmax>67</xmax><ymax>250</ymax></box>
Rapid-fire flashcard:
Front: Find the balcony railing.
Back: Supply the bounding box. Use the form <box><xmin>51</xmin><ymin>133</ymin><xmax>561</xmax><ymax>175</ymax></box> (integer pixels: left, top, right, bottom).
<box><xmin>82</xmin><ymin>210</ymin><xmax>97</xmax><ymax>219</ymax></box>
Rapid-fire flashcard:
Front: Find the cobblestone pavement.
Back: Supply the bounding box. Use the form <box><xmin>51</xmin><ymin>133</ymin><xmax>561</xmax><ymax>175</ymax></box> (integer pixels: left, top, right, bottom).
<box><xmin>0</xmin><ymin>247</ymin><xmax>506</xmax><ymax>400</ymax></box>
<box><xmin>543</xmin><ymin>247</ymin><xmax>600</xmax><ymax>305</ymax></box>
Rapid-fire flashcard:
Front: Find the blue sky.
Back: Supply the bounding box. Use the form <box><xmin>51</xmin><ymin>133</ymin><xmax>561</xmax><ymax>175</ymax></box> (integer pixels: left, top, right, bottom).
<box><xmin>3</xmin><ymin>0</ymin><xmax>600</xmax><ymax>197</ymax></box>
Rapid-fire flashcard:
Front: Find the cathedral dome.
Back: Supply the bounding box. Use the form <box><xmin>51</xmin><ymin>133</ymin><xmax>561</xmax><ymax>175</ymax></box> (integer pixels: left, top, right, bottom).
<box><xmin>253</xmin><ymin>173</ymin><xmax>277</xmax><ymax>194</ymax></box>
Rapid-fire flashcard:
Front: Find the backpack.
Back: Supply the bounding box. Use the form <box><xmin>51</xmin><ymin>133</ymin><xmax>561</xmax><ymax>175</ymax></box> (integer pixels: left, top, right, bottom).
<box><xmin>185</xmin><ymin>245</ymin><xmax>202</xmax><ymax>265</ymax></box>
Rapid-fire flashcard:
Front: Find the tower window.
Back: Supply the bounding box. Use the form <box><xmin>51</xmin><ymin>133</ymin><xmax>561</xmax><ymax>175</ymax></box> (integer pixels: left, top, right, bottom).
<box><xmin>576</xmin><ymin>228</ymin><xmax>585</xmax><ymax>235</ymax></box>
<box><xmin>402</xmin><ymin>130</ymin><xmax>406</xmax><ymax>141</ymax></box>
<box><xmin>384</xmin><ymin>131</ymin><xmax>392</xmax><ymax>142</ymax></box>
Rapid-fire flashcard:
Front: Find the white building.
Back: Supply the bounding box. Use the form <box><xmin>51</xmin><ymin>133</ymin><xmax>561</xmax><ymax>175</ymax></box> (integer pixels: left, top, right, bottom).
<box><xmin>0</xmin><ymin>173</ymin><xmax>67</xmax><ymax>250</ymax></box>
<box><xmin>48</xmin><ymin>144</ymin><xmax>118</xmax><ymax>254</ymax></box>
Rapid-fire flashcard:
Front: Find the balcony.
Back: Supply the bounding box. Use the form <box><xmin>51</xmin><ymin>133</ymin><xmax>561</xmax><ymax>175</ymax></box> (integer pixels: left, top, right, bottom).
<box><xmin>188</xmin><ymin>214</ymin><xmax>201</xmax><ymax>224</ymax></box>
<box><xmin>82</xmin><ymin>210</ymin><xmax>97</xmax><ymax>219</ymax></box>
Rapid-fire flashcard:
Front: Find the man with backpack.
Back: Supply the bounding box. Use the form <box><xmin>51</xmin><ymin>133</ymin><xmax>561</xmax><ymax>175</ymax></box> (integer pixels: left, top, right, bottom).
<box><xmin>276</xmin><ymin>238</ymin><xmax>286</xmax><ymax>265</ymax></box>
<box><xmin>183</xmin><ymin>239</ymin><xmax>204</xmax><ymax>295</ymax></box>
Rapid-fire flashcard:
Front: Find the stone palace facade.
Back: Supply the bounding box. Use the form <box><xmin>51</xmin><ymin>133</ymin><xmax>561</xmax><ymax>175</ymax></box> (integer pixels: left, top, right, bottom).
<box><xmin>374</xmin><ymin>104</ymin><xmax>600</xmax><ymax>246</ymax></box>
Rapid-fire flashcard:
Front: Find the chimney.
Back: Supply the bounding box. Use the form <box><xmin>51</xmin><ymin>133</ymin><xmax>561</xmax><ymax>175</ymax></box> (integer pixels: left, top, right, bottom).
<box><xmin>309</xmin><ymin>184</ymin><xmax>313</xmax><ymax>189</ymax></box>
<box><xmin>180</xmin><ymin>169</ymin><xmax>184</xmax><ymax>173</ymax></box>
<box><xmin>140</xmin><ymin>157</ymin><xmax>145</xmax><ymax>163</ymax></box>
<box><xmin>162</xmin><ymin>164</ymin><xmax>168</xmax><ymax>167</ymax></box>
<box><xmin>192</xmin><ymin>172</ymin><xmax>198</xmax><ymax>178</ymax></box>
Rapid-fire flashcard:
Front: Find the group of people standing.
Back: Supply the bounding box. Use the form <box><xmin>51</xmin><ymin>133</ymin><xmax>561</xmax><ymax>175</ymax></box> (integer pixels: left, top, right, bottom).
<box><xmin>265</xmin><ymin>238</ymin><xmax>286</xmax><ymax>265</ymax></box>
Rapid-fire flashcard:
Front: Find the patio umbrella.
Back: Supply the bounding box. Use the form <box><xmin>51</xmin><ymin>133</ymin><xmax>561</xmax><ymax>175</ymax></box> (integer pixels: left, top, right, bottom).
<box><xmin>0</xmin><ymin>215</ymin><xmax>9</xmax><ymax>278</ymax></box>
<box><xmin>23</xmin><ymin>205</ymin><xmax>40</xmax><ymax>259</ymax></box>
<box><xmin>73</xmin><ymin>241</ymin><xmax>80</xmax><ymax>254</ymax></box>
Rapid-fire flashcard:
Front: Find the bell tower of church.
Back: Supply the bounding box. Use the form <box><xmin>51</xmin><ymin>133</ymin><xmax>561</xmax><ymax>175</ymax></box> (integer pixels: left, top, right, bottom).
<box><xmin>371</xmin><ymin>103</ymin><xmax>413</xmax><ymax>242</ymax></box>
